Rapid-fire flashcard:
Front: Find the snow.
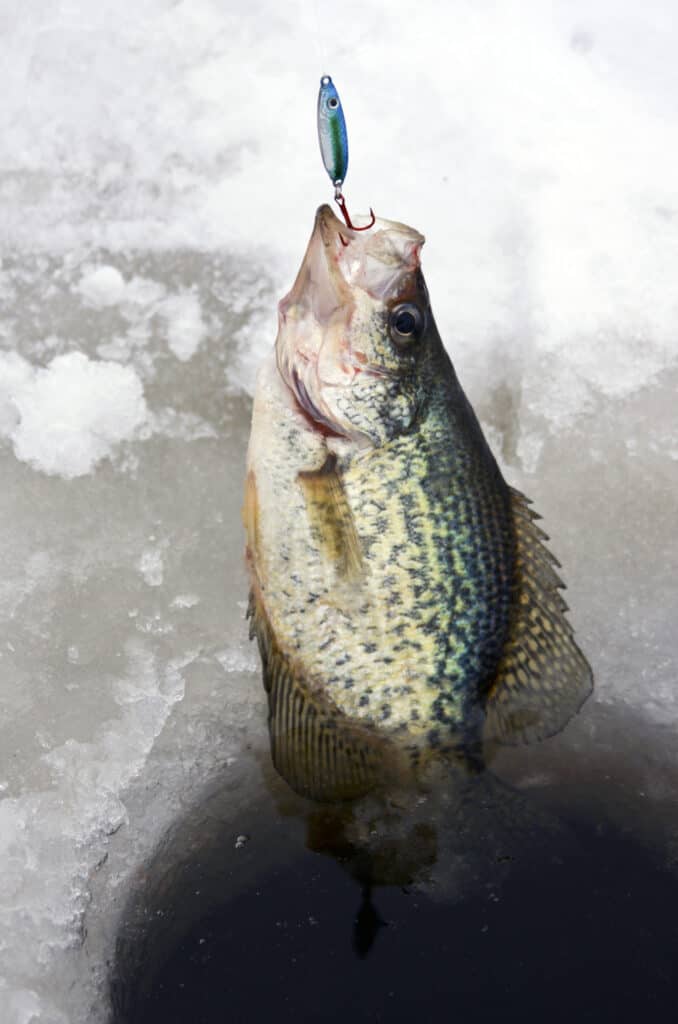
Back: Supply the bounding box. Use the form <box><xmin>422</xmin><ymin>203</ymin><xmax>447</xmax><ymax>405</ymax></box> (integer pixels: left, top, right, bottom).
<box><xmin>0</xmin><ymin>0</ymin><xmax>677</xmax><ymax>1020</ymax></box>
<box><xmin>0</xmin><ymin>352</ymin><xmax>147</xmax><ymax>478</ymax></box>
<box><xmin>159</xmin><ymin>291</ymin><xmax>207</xmax><ymax>362</ymax></box>
<box><xmin>76</xmin><ymin>267</ymin><xmax>127</xmax><ymax>309</ymax></box>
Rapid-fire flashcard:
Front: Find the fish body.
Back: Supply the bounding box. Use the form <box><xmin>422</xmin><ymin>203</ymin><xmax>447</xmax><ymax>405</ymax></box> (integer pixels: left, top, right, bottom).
<box><xmin>317</xmin><ymin>75</ymin><xmax>348</xmax><ymax>187</ymax></box>
<box><xmin>244</xmin><ymin>205</ymin><xmax>592</xmax><ymax>802</ymax></box>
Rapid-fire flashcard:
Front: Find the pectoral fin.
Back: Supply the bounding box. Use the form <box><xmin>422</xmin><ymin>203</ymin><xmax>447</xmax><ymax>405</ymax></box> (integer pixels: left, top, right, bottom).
<box><xmin>484</xmin><ymin>488</ymin><xmax>593</xmax><ymax>745</ymax></box>
<box><xmin>297</xmin><ymin>453</ymin><xmax>363</xmax><ymax>582</ymax></box>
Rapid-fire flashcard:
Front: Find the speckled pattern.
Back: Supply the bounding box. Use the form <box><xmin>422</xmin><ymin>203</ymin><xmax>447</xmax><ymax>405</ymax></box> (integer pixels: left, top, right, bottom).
<box><xmin>244</xmin><ymin>207</ymin><xmax>591</xmax><ymax>797</ymax></box>
<box><xmin>245</xmin><ymin>348</ymin><xmax>514</xmax><ymax>762</ymax></box>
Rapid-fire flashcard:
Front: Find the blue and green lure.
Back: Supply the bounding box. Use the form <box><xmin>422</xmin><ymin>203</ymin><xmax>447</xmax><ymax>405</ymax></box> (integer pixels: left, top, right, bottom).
<box><xmin>317</xmin><ymin>75</ymin><xmax>348</xmax><ymax>188</ymax></box>
<box><xmin>317</xmin><ymin>75</ymin><xmax>375</xmax><ymax>232</ymax></box>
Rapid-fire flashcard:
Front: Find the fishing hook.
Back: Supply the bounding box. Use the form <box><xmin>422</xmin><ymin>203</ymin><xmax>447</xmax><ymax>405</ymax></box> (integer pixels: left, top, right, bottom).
<box><xmin>334</xmin><ymin>186</ymin><xmax>376</xmax><ymax>234</ymax></box>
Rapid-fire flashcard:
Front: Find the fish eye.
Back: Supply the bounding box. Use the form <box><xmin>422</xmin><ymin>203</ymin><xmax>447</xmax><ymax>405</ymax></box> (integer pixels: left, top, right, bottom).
<box><xmin>389</xmin><ymin>304</ymin><xmax>424</xmax><ymax>345</ymax></box>
<box><xmin>328</xmin><ymin>96</ymin><xmax>339</xmax><ymax>110</ymax></box>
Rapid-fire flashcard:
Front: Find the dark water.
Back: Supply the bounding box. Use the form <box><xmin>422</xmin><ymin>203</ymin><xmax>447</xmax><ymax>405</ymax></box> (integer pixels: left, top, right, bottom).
<box><xmin>111</xmin><ymin>706</ymin><xmax>678</xmax><ymax>1024</ymax></box>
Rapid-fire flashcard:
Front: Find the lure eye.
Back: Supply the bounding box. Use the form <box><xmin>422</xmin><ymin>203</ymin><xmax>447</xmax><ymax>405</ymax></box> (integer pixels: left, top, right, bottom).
<box><xmin>328</xmin><ymin>96</ymin><xmax>339</xmax><ymax>110</ymax></box>
<box><xmin>389</xmin><ymin>304</ymin><xmax>424</xmax><ymax>345</ymax></box>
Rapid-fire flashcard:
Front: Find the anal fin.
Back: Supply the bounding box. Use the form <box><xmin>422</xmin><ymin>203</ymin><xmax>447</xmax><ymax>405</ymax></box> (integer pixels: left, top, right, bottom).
<box><xmin>248</xmin><ymin>587</ymin><xmax>394</xmax><ymax>802</ymax></box>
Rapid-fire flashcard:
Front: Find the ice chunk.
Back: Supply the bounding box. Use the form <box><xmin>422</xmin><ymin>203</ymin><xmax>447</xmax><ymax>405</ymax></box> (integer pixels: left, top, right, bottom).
<box><xmin>76</xmin><ymin>266</ymin><xmax>126</xmax><ymax>308</ymax></box>
<box><xmin>0</xmin><ymin>352</ymin><xmax>147</xmax><ymax>478</ymax></box>
<box><xmin>158</xmin><ymin>291</ymin><xmax>208</xmax><ymax>362</ymax></box>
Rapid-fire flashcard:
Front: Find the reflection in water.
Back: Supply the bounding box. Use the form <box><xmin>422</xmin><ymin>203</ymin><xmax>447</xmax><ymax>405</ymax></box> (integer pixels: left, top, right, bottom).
<box><xmin>112</xmin><ymin>702</ymin><xmax>678</xmax><ymax>1023</ymax></box>
<box><xmin>353</xmin><ymin>887</ymin><xmax>388</xmax><ymax>959</ymax></box>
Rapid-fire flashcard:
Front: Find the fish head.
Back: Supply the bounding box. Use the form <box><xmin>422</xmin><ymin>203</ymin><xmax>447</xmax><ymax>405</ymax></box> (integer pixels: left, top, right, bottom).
<box><xmin>276</xmin><ymin>204</ymin><xmax>435</xmax><ymax>446</ymax></box>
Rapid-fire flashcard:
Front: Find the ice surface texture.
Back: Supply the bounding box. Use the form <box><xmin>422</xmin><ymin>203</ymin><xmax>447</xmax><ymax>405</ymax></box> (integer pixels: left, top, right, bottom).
<box><xmin>0</xmin><ymin>251</ymin><xmax>270</xmax><ymax>1023</ymax></box>
<box><xmin>0</xmin><ymin>1</ymin><xmax>677</xmax><ymax>1021</ymax></box>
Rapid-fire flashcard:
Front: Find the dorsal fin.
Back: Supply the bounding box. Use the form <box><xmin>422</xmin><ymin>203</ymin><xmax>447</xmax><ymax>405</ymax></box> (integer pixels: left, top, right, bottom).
<box><xmin>484</xmin><ymin>487</ymin><xmax>593</xmax><ymax>745</ymax></box>
<box><xmin>247</xmin><ymin>584</ymin><xmax>404</xmax><ymax>802</ymax></box>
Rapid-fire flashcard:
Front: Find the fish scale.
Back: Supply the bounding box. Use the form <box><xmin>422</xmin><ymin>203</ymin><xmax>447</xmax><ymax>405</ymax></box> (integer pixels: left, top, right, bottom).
<box><xmin>245</xmin><ymin>204</ymin><xmax>592</xmax><ymax>801</ymax></box>
<box><xmin>341</xmin><ymin>413</ymin><xmax>513</xmax><ymax>725</ymax></box>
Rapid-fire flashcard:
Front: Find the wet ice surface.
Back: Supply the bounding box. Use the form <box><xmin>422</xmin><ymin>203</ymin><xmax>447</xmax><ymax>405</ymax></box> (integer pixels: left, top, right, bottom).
<box><xmin>1</xmin><ymin>1</ymin><xmax>678</xmax><ymax>1021</ymax></box>
<box><xmin>0</xmin><ymin>252</ymin><xmax>272</xmax><ymax>1022</ymax></box>
<box><xmin>2</xmin><ymin>258</ymin><xmax>677</xmax><ymax>1024</ymax></box>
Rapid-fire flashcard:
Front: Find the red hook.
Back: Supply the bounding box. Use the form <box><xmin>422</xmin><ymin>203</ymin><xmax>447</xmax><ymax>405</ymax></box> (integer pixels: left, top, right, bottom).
<box><xmin>334</xmin><ymin>193</ymin><xmax>376</xmax><ymax>233</ymax></box>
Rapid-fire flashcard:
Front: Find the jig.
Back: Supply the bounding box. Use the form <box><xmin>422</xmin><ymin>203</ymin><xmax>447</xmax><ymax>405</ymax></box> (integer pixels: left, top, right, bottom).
<box><xmin>317</xmin><ymin>75</ymin><xmax>375</xmax><ymax>233</ymax></box>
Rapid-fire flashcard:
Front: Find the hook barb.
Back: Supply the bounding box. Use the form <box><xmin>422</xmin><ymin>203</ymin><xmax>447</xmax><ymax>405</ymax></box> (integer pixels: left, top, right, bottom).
<box><xmin>334</xmin><ymin>193</ymin><xmax>376</xmax><ymax>233</ymax></box>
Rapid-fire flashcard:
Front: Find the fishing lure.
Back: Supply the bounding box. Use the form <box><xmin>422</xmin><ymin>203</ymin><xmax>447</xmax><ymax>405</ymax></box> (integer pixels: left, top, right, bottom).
<box><xmin>317</xmin><ymin>75</ymin><xmax>375</xmax><ymax>231</ymax></box>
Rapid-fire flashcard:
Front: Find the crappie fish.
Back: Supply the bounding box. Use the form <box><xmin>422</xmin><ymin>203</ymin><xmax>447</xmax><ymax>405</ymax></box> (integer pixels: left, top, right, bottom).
<box><xmin>244</xmin><ymin>205</ymin><xmax>592</xmax><ymax>803</ymax></box>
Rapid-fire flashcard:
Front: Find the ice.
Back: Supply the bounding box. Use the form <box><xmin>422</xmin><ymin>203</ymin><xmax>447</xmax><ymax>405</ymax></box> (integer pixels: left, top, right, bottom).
<box><xmin>77</xmin><ymin>268</ymin><xmax>127</xmax><ymax>309</ymax></box>
<box><xmin>0</xmin><ymin>243</ymin><xmax>270</xmax><ymax>1020</ymax></box>
<box><xmin>137</xmin><ymin>545</ymin><xmax>166</xmax><ymax>587</ymax></box>
<box><xmin>1</xmin><ymin>1</ymin><xmax>677</xmax><ymax>1021</ymax></box>
<box><xmin>170</xmin><ymin>594</ymin><xmax>200</xmax><ymax>610</ymax></box>
<box><xmin>157</xmin><ymin>292</ymin><xmax>207</xmax><ymax>362</ymax></box>
<box><xmin>0</xmin><ymin>645</ymin><xmax>187</xmax><ymax>1022</ymax></box>
<box><xmin>0</xmin><ymin>352</ymin><xmax>147</xmax><ymax>478</ymax></box>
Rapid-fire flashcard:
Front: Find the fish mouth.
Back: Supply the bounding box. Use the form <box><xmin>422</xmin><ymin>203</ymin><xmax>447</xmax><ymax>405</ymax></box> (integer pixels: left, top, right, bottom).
<box><xmin>278</xmin><ymin>203</ymin><xmax>425</xmax><ymax>323</ymax></box>
<box><xmin>275</xmin><ymin>203</ymin><xmax>425</xmax><ymax>440</ymax></box>
<box><xmin>314</xmin><ymin>202</ymin><xmax>375</xmax><ymax>249</ymax></box>
<box><xmin>277</xmin><ymin>206</ymin><xmax>349</xmax><ymax>332</ymax></box>
<box><xmin>276</xmin><ymin>205</ymin><xmax>370</xmax><ymax>440</ymax></box>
